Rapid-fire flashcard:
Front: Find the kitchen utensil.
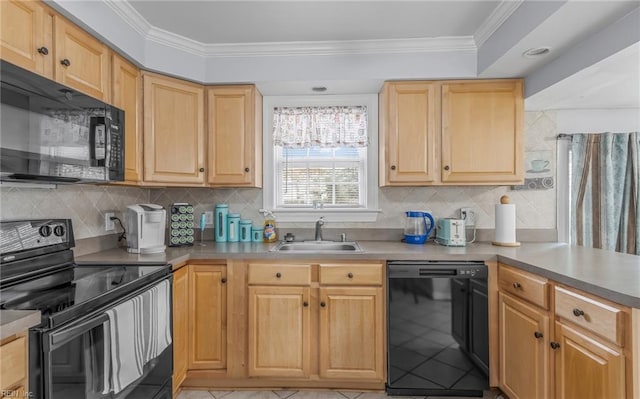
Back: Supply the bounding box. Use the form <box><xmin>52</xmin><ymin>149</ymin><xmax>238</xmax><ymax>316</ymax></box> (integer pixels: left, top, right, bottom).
<box><xmin>403</xmin><ymin>211</ymin><xmax>435</xmax><ymax>244</ymax></box>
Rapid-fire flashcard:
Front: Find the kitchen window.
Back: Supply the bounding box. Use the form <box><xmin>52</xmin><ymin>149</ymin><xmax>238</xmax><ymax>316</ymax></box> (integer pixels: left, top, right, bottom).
<box><xmin>263</xmin><ymin>95</ymin><xmax>379</xmax><ymax>222</ymax></box>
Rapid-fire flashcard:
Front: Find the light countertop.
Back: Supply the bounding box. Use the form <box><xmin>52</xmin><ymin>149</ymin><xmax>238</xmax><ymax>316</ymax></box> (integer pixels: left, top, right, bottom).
<box><xmin>75</xmin><ymin>241</ymin><xmax>640</xmax><ymax>308</ymax></box>
<box><xmin>0</xmin><ymin>310</ymin><xmax>41</xmax><ymax>341</ymax></box>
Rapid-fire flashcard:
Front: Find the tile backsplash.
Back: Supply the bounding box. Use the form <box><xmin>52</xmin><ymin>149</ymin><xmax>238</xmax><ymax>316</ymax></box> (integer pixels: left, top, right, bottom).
<box><xmin>0</xmin><ymin>111</ymin><xmax>557</xmax><ymax>240</ymax></box>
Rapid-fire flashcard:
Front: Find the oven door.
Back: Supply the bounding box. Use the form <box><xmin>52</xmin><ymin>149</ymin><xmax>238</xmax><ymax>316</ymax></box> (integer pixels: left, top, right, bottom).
<box><xmin>41</xmin><ymin>292</ymin><xmax>172</xmax><ymax>398</ymax></box>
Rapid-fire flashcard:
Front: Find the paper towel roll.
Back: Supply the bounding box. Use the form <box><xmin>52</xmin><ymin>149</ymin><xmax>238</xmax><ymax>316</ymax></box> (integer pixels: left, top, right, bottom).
<box><xmin>493</xmin><ymin>203</ymin><xmax>520</xmax><ymax>246</ymax></box>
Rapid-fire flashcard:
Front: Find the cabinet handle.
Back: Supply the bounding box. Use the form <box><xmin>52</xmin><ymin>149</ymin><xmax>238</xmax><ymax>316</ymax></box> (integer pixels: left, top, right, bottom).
<box><xmin>221</xmin><ymin>278</ymin><xmax>227</xmax><ymax>284</ymax></box>
<box><xmin>347</xmin><ymin>272</ymin><xmax>354</xmax><ymax>278</ymax></box>
<box><xmin>513</xmin><ymin>282</ymin><xmax>522</xmax><ymax>289</ymax></box>
<box><xmin>303</xmin><ymin>301</ymin><xmax>308</xmax><ymax>307</ymax></box>
<box><xmin>550</xmin><ymin>342</ymin><xmax>560</xmax><ymax>350</ymax></box>
<box><xmin>276</xmin><ymin>272</ymin><xmax>282</xmax><ymax>278</ymax></box>
<box><xmin>60</xmin><ymin>58</ymin><xmax>71</xmax><ymax>67</ymax></box>
<box><xmin>444</xmin><ymin>165</ymin><xmax>450</xmax><ymax>171</ymax></box>
<box><xmin>244</xmin><ymin>167</ymin><xmax>250</xmax><ymax>172</ymax></box>
<box><xmin>199</xmin><ymin>167</ymin><xmax>205</xmax><ymax>172</ymax></box>
<box><xmin>572</xmin><ymin>308</ymin><xmax>585</xmax><ymax>317</ymax></box>
<box><xmin>534</xmin><ymin>331</ymin><xmax>543</xmax><ymax>339</ymax></box>
<box><xmin>37</xmin><ymin>47</ymin><xmax>49</xmax><ymax>55</ymax></box>
<box><xmin>390</xmin><ymin>165</ymin><xmax>396</xmax><ymax>170</ymax></box>
<box><xmin>320</xmin><ymin>301</ymin><xmax>326</xmax><ymax>307</ymax></box>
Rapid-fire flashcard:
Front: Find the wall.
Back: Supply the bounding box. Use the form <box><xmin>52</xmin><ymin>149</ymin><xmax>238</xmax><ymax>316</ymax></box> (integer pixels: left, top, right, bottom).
<box><xmin>0</xmin><ymin>111</ymin><xmax>558</xmax><ymax>240</ymax></box>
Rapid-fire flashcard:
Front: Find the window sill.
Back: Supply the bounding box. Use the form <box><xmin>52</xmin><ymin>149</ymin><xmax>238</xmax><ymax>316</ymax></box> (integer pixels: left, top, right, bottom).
<box><xmin>270</xmin><ymin>209</ymin><xmax>381</xmax><ymax>223</ymax></box>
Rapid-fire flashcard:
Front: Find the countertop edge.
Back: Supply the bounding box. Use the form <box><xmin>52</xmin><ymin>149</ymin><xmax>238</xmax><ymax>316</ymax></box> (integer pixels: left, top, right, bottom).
<box><xmin>0</xmin><ymin>310</ymin><xmax>41</xmax><ymax>341</ymax></box>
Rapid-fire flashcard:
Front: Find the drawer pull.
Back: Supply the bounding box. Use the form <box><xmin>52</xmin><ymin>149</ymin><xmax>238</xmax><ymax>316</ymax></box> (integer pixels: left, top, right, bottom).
<box><xmin>550</xmin><ymin>342</ymin><xmax>560</xmax><ymax>350</ymax></box>
<box><xmin>572</xmin><ymin>308</ymin><xmax>585</xmax><ymax>317</ymax></box>
<box><xmin>347</xmin><ymin>272</ymin><xmax>354</xmax><ymax>278</ymax></box>
<box><xmin>534</xmin><ymin>331</ymin><xmax>543</xmax><ymax>339</ymax></box>
<box><xmin>221</xmin><ymin>278</ymin><xmax>226</xmax><ymax>284</ymax></box>
<box><xmin>303</xmin><ymin>301</ymin><xmax>308</xmax><ymax>307</ymax></box>
<box><xmin>513</xmin><ymin>282</ymin><xmax>522</xmax><ymax>289</ymax></box>
<box><xmin>320</xmin><ymin>301</ymin><xmax>326</xmax><ymax>308</ymax></box>
<box><xmin>276</xmin><ymin>272</ymin><xmax>282</xmax><ymax>278</ymax></box>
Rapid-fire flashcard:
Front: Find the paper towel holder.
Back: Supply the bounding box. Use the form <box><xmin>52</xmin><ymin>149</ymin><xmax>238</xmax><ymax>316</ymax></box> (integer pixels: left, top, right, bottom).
<box><xmin>492</xmin><ymin>195</ymin><xmax>521</xmax><ymax>247</ymax></box>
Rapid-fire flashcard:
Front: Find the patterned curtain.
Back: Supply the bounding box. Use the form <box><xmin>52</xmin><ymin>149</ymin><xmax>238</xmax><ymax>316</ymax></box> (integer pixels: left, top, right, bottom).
<box><xmin>570</xmin><ymin>132</ymin><xmax>639</xmax><ymax>255</ymax></box>
<box><xmin>272</xmin><ymin>106</ymin><xmax>368</xmax><ymax>148</ymax></box>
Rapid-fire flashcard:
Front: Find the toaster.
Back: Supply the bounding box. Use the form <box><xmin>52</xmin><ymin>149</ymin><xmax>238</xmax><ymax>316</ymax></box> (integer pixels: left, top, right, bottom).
<box><xmin>435</xmin><ymin>218</ymin><xmax>466</xmax><ymax>247</ymax></box>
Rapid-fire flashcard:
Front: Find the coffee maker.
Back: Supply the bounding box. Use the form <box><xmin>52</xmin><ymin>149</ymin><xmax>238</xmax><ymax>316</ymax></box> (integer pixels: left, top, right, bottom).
<box><xmin>126</xmin><ymin>204</ymin><xmax>166</xmax><ymax>254</ymax></box>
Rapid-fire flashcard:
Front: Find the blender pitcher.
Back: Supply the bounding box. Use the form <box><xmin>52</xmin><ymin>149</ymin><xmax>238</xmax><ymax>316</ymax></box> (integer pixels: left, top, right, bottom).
<box><xmin>404</xmin><ymin>211</ymin><xmax>435</xmax><ymax>244</ymax></box>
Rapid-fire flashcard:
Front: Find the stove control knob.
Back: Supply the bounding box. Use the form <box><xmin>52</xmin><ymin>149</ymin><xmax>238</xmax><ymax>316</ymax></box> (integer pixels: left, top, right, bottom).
<box><xmin>53</xmin><ymin>225</ymin><xmax>65</xmax><ymax>237</ymax></box>
<box><xmin>39</xmin><ymin>225</ymin><xmax>52</xmax><ymax>237</ymax></box>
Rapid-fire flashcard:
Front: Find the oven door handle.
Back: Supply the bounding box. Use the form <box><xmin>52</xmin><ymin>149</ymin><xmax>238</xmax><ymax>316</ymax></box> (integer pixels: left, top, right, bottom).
<box><xmin>48</xmin><ymin>313</ymin><xmax>109</xmax><ymax>351</ymax></box>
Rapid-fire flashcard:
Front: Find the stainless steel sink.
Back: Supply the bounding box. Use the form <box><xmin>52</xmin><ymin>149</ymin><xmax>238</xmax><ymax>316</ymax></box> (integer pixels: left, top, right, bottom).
<box><xmin>271</xmin><ymin>241</ymin><xmax>362</xmax><ymax>253</ymax></box>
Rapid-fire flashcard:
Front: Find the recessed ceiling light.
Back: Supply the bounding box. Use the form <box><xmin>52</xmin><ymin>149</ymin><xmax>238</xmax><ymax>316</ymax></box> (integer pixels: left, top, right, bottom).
<box><xmin>522</xmin><ymin>47</ymin><xmax>551</xmax><ymax>58</ymax></box>
<box><xmin>312</xmin><ymin>86</ymin><xmax>327</xmax><ymax>92</ymax></box>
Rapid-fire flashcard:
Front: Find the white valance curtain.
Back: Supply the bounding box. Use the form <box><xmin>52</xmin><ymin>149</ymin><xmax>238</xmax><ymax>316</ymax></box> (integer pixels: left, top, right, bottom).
<box><xmin>272</xmin><ymin>106</ymin><xmax>368</xmax><ymax>148</ymax></box>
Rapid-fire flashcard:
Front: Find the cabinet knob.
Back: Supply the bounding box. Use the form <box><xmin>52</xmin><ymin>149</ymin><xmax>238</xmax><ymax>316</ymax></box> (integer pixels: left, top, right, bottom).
<box><xmin>244</xmin><ymin>167</ymin><xmax>250</xmax><ymax>172</ymax></box>
<box><xmin>534</xmin><ymin>331</ymin><xmax>543</xmax><ymax>339</ymax></box>
<box><xmin>572</xmin><ymin>308</ymin><xmax>585</xmax><ymax>317</ymax></box>
<box><xmin>303</xmin><ymin>301</ymin><xmax>308</xmax><ymax>307</ymax></box>
<box><xmin>37</xmin><ymin>47</ymin><xmax>49</xmax><ymax>55</ymax></box>
<box><xmin>347</xmin><ymin>272</ymin><xmax>354</xmax><ymax>278</ymax></box>
<box><xmin>390</xmin><ymin>165</ymin><xmax>396</xmax><ymax>170</ymax></box>
<box><xmin>199</xmin><ymin>167</ymin><xmax>205</xmax><ymax>172</ymax></box>
<box><xmin>550</xmin><ymin>342</ymin><xmax>560</xmax><ymax>350</ymax></box>
<box><xmin>60</xmin><ymin>58</ymin><xmax>71</xmax><ymax>67</ymax></box>
<box><xmin>221</xmin><ymin>278</ymin><xmax>227</xmax><ymax>284</ymax></box>
<box><xmin>444</xmin><ymin>165</ymin><xmax>450</xmax><ymax>171</ymax></box>
<box><xmin>513</xmin><ymin>282</ymin><xmax>522</xmax><ymax>289</ymax></box>
<box><xmin>276</xmin><ymin>272</ymin><xmax>282</xmax><ymax>278</ymax></box>
<box><xmin>320</xmin><ymin>301</ymin><xmax>326</xmax><ymax>307</ymax></box>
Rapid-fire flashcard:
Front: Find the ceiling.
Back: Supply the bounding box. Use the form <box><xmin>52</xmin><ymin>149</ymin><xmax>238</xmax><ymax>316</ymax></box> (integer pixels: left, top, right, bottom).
<box><xmin>56</xmin><ymin>0</ymin><xmax>640</xmax><ymax>109</ymax></box>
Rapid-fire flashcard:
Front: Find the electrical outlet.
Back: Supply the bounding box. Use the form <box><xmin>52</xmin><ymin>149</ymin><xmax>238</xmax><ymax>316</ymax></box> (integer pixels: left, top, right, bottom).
<box><xmin>205</xmin><ymin>211</ymin><xmax>214</xmax><ymax>225</ymax></box>
<box><xmin>104</xmin><ymin>212</ymin><xmax>115</xmax><ymax>231</ymax></box>
<box><xmin>460</xmin><ymin>207</ymin><xmax>476</xmax><ymax>226</ymax></box>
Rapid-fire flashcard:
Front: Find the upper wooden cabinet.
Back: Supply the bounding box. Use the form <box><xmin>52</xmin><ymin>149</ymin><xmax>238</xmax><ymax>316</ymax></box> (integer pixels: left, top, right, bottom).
<box><xmin>143</xmin><ymin>72</ymin><xmax>206</xmax><ymax>185</ymax></box>
<box><xmin>441</xmin><ymin>80</ymin><xmax>523</xmax><ymax>183</ymax></box>
<box><xmin>207</xmin><ymin>86</ymin><xmax>263</xmax><ymax>187</ymax></box>
<box><xmin>112</xmin><ymin>54</ymin><xmax>142</xmax><ymax>183</ymax></box>
<box><xmin>380</xmin><ymin>79</ymin><xmax>524</xmax><ymax>186</ymax></box>
<box><xmin>379</xmin><ymin>81</ymin><xmax>439</xmax><ymax>185</ymax></box>
<box><xmin>0</xmin><ymin>0</ymin><xmax>54</xmax><ymax>78</ymax></box>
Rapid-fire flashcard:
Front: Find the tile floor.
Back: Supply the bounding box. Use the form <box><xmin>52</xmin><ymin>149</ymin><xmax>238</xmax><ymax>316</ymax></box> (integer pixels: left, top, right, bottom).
<box><xmin>176</xmin><ymin>389</ymin><xmax>501</xmax><ymax>399</ymax></box>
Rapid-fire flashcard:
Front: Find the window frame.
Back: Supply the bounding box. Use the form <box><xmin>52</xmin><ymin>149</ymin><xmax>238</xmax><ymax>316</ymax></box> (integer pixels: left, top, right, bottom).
<box><xmin>263</xmin><ymin>95</ymin><xmax>380</xmax><ymax>223</ymax></box>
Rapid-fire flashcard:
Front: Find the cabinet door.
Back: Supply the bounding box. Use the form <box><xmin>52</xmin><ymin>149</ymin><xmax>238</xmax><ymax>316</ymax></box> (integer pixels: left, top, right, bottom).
<box><xmin>112</xmin><ymin>54</ymin><xmax>142</xmax><ymax>183</ymax></box>
<box><xmin>143</xmin><ymin>73</ymin><xmax>205</xmax><ymax>184</ymax></box>
<box><xmin>554</xmin><ymin>321</ymin><xmax>625</xmax><ymax>399</ymax></box>
<box><xmin>441</xmin><ymin>80</ymin><xmax>523</xmax><ymax>183</ymax></box>
<box><xmin>319</xmin><ymin>287</ymin><xmax>384</xmax><ymax>381</ymax></box>
<box><xmin>189</xmin><ymin>265</ymin><xmax>227</xmax><ymax>370</ymax></box>
<box><xmin>207</xmin><ymin>86</ymin><xmax>262</xmax><ymax>187</ymax></box>
<box><xmin>248</xmin><ymin>286</ymin><xmax>310</xmax><ymax>377</ymax></box>
<box><xmin>381</xmin><ymin>82</ymin><xmax>438</xmax><ymax>185</ymax></box>
<box><xmin>499</xmin><ymin>292</ymin><xmax>549</xmax><ymax>399</ymax></box>
<box><xmin>172</xmin><ymin>266</ymin><xmax>188</xmax><ymax>389</ymax></box>
<box><xmin>54</xmin><ymin>16</ymin><xmax>110</xmax><ymax>101</ymax></box>
<box><xmin>0</xmin><ymin>0</ymin><xmax>53</xmax><ymax>78</ymax></box>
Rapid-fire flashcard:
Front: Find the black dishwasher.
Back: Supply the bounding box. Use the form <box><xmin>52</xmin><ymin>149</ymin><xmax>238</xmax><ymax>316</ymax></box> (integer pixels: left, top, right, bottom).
<box><xmin>387</xmin><ymin>261</ymin><xmax>489</xmax><ymax>397</ymax></box>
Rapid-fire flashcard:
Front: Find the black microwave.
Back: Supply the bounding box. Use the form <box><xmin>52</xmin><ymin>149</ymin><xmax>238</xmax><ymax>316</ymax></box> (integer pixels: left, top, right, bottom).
<box><xmin>0</xmin><ymin>60</ymin><xmax>124</xmax><ymax>184</ymax></box>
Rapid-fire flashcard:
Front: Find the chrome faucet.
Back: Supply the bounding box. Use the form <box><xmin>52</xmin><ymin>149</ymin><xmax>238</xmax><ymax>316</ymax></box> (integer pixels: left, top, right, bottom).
<box><xmin>315</xmin><ymin>216</ymin><xmax>325</xmax><ymax>241</ymax></box>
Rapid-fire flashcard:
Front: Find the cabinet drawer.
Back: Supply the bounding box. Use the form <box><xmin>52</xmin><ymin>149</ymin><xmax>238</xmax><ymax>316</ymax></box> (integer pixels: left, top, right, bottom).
<box><xmin>555</xmin><ymin>286</ymin><xmax>624</xmax><ymax>346</ymax></box>
<box><xmin>0</xmin><ymin>336</ymin><xmax>26</xmax><ymax>390</ymax></box>
<box><xmin>319</xmin><ymin>263</ymin><xmax>383</xmax><ymax>286</ymax></box>
<box><xmin>498</xmin><ymin>264</ymin><xmax>549</xmax><ymax>309</ymax></box>
<box><xmin>248</xmin><ymin>263</ymin><xmax>311</xmax><ymax>285</ymax></box>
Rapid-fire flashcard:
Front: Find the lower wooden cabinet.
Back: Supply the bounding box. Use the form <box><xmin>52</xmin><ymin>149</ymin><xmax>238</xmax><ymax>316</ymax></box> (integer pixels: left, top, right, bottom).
<box><xmin>172</xmin><ymin>265</ymin><xmax>189</xmax><ymax>391</ymax></box>
<box><xmin>248</xmin><ymin>286</ymin><xmax>311</xmax><ymax>377</ymax></box>
<box><xmin>318</xmin><ymin>287</ymin><xmax>384</xmax><ymax>380</ymax></box>
<box><xmin>499</xmin><ymin>292</ymin><xmax>550</xmax><ymax>399</ymax></box>
<box><xmin>553</xmin><ymin>321</ymin><xmax>625</xmax><ymax>399</ymax></box>
<box><xmin>189</xmin><ymin>264</ymin><xmax>227</xmax><ymax>370</ymax></box>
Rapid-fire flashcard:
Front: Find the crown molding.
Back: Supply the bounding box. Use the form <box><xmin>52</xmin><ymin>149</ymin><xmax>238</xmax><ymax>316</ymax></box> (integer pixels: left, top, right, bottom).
<box><xmin>474</xmin><ymin>0</ymin><xmax>524</xmax><ymax>47</ymax></box>
<box><xmin>103</xmin><ymin>0</ymin><xmax>152</xmax><ymax>37</ymax></box>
